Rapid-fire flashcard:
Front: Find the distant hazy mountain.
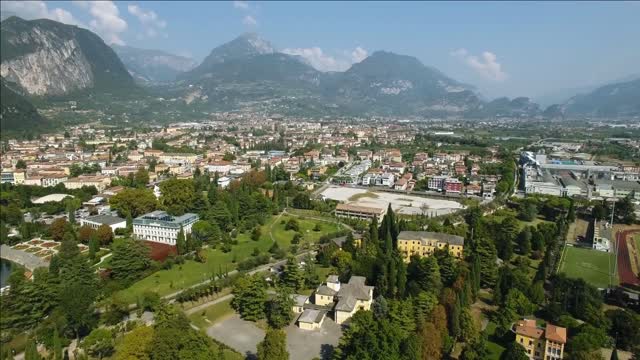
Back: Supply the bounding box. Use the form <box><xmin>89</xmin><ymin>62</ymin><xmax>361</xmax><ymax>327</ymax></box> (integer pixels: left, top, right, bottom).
<box><xmin>0</xmin><ymin>16</ymin><xmax>134</xmax><ymax>96</ymax></box>
<box><xmin>112</xmin><ymin>45</ymin><xmax>198</xmax><ymax>83</ymax></box>
<box><xmin>180</xmin><ymin>33</ymin><xmax>275</xmax><ymax>80</ymax></box>
<box><xmin>321</xmin><ymin>51</ymin><xmax>481</xmax><ymax>116</ymax></box>
<box><xmin>477</xmin><ymin>97</ymin><xmax>540</xmax><ymax>118</ymax></box>
<box><xmin>563</xmin><ymin>78</ymin><xmax>640</xmax><ymax>117</ymax></box>
<box><xmin>1</xmin><ymin>76</ymin><xmax>47</xmax><ymax>132</ymax></box>
<box><xmin>181</xmin><ymin>34</ymin><xmax>491</xmax><ymax>116</ymax></box>
<box><xmin>535</xmin><ymin>74</ymin><xmax>640</xmax><ymax>107</ymax></box>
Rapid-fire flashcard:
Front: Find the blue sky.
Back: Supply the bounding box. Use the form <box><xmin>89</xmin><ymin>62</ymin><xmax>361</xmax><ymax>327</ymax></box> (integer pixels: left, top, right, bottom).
<box><xmin>2</xmin><ymin>1</ymin><xmax>639</xmax><ymax>100</ymax></box>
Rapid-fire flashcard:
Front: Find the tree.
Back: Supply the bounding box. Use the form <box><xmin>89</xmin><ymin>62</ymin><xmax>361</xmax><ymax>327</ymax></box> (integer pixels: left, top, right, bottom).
<box><xmin>607</xmin><ymin>309</ymin><xmax>640</xmax><ymax>351</ymax></box>
<box><xmin>191</xmin><ymin>220</ymin><xmax>222</xmax><ymax>245</ymax></box>
<box><xmin>615</xmin><ymin>197</ymin><xmax>637</xmax><ymax>224</ymax></box>
<box><xmin>460</xmin><ymin>308</ymin><xmax>479</xmax><ymax>343</ymax></box>
<box><xmin>78</xmin><ymin>225</ymin><xmax>96</xmax><ymax>243</ymax></box>
<box><xmin>159</xmin><ymin>178</ymin><xmax>197</xmax><ymax>216</ymax></box>
<box><xmin>420</xmin><ymin>321</ymin><xmax>442</xmax><ymax>360</ymax></box>
<box><xmin>176</xmin><ymin>226</ymin><xmax>186</xmax><ymax>255</ymax></box>
<box><xmin>252</xmin><ymin>226</ymin><xmax>262</xmax><ymax>241</ymax></box>
<box><xmin>476</xmin><ymin>237</ymin><xmax>498</xmax><ymax>287</ymax></box>
<box><xmin>103</xmin><ymin>294</ymin><xmax>130</xmax><ymax>325</ymax></box>
<box><xmin>284</xmin><ymin>218</ymin><xmax>299</xmax><ymax>232</ymax></box>
<box><xmin>257</xmin><ymin>328</ymin><xmax>288</xmax><ymax>360</ymax></box>
<box><xmin>282</xmin><ymin>257</ymin><xmax>304</xmax><ymax>291</ymax></box>
<box><xmin>115</xmin><ymin>325</ymin><xmax>154</xmax><ymax>360</ymax></box>
<box><xmin>150</xmin><ymin>307</ymin><xmax>219</xmax><ymax>360</ymax></box>
<box><xmin>501</xmin><ymin>342</ymin><xmax>529</xmax><ymax>360</ymax></box>
<box><xmin>611</xmin><ymin>349</ymin><xmax>619</xmax><ymax>360</ymax></box>
<box><xmin>109</xmin><ymin>239</ymin><xmax>151</xmax><ymax>284</ymax></box>
<box><xmin>134</xmin><ymin>168</ymin><xmax>149</xmax><ymax>188</ymax></box>
<box><xmin>505</xmin><ymin>289</ymin><xmax>535</xmax><ymax>316</ymax></box>
<box><xmin>519</xmin><ymin>202</ymin><xmax>538</xmax><ymax>222</ymax></box>
<box><xmin>407</xmin><ymin>255</ymin><xmax>442</xmax><ymax>293</ymax></box>
<box><xmin>592</xmin><ymin>203</ymin><xmax>608</xmax><ymax>221</ymax></box>
<box><xmin>49</xmin><ymin>218</ymin><xmax>68</xmax><ymax>241</ymax></box>
<box><xmin>24</xmin><ymin>338</ymin><xmax>41</xmax><ymax>360</ymax></box>
<box><xmin>52</xmin><ymin>328</ymin><xmax>63</xmax><ymax>360</ymax></box>
<box><xmin>517</xmin><ymin>228</ymin><xmax>532</xmax><ymax>255</ymax></box>
<box><xmin>15</xmin><ymin>159</ymin><xmax>27</xmax><ymax>169</ymax></box>
<box><xmin>231</xmin><ymin>275</ymin><xmax>267</xmax><ymax>321</ymax></box>
<box><xmin>267</xmin><ymin>287</ymin><xmax>294</xmax><ymax>329</ymax></box>
<box><xmin>88</xmin><ymin>236</ymin><xmax>99</xmax><ymax>260</ymax></box>
<box><xmin>96</xmin><ymin>224</ymin><xmax>113</xmax><ymax>245</ymax></box>
<box><xmin>109</xmin><ymin>188</ymin><xmax>158</xmax><ymax>218</ymax></box>
<box><xmin>59</xmin><ymin>257</ymin><xmax>98</xmax><ymax>338</ymax></box>
<box><xmin>82</xmin><ymin>328</ymin><xmax>114</xmax><ymax>359</ymax></box>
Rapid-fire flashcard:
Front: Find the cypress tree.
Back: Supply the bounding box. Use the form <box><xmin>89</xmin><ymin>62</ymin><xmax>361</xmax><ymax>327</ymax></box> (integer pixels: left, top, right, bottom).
<box><xmin>53</xmin><ymin>328</ymin><xmax>62</xmax><ymax>360</ymax></box>
<box><xmin>176</xmin><ymin>226</ymin><xmax>186</xmax><ymax>255</ymax></box>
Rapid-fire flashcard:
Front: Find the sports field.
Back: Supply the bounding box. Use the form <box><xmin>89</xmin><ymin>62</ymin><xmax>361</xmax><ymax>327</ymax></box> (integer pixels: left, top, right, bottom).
<box><xmin>558</xmin><ymin>246</ymin><xmax>617</xmax><ymax>289</ymax></box>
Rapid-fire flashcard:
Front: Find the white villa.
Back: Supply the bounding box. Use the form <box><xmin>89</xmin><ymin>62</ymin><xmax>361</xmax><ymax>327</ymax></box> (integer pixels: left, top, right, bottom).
<box><xmin>132</xmin><ymin>210</ymin><xmax>198</xmax><ymax>246</ymax></box>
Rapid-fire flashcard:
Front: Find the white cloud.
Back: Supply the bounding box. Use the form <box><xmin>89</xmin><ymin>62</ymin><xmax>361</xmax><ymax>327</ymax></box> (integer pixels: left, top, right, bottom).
<box><xmin>351</xmin><ymin>47</ymin><xmax>368</xmax><ymax>63</ymax></box>
<box><xmin>1</xmin><ymin>1</ymin><xmax>84</xmax><ymax>27</ymax></box>
<box><xmin>283</xmin><ymin>46</ymin><xmax>369</xmax><ymax>72</ymax></box>
<box><xmin>233</xmin><ymin>1</ymin><xmax>249</xmax><ymax>10</ymax></box>
<box><xmin>82</xmin><ymin>1</ymin><xmax>127</xmax><ymax>45</ymax></box>
<box><xmin>128</xmin><ymin>4</ymin><xmax>167</xmax><ymax>39</ymax></box>
<box><xmin>242</xmin><ymin>15</ymin><xmax>257</xmax><ymax>26</ymax></box>
<box><xmin>451</xmin><ymin>48</ymin><xmax>507</xmax><ymax>82</ymax></box>
<box><xmin>128</xmin><ymin>5</ymin><xmax>166</xmax><ymax>28</ymax></box>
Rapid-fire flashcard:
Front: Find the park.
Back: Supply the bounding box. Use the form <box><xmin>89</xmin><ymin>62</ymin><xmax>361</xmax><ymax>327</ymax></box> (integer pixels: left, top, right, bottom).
<box><xmin>116</xmin><ymin>212</ymin><xmax>346</xmax><ymax>303</ymax></box>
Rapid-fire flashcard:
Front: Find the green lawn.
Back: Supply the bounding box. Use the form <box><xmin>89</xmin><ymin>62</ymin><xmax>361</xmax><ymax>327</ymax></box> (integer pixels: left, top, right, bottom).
<box><xmin>559</xmin><ymin>246</ymin><xmax>618</xmax><ymax>288</ymax></box>
<box><xmin>188</xmin><ymin>298</ymin><xmax>234</xmax><ymax>329</ymax></box>
<box><xmin>484</xmin><ymin>322</ymin><xmax>505</xmax><ymax>360</ymax></box>
<box><xmin>116</xmin><ymin>214</ymin><xmax>345</xmax><ymax>303</ymax></box>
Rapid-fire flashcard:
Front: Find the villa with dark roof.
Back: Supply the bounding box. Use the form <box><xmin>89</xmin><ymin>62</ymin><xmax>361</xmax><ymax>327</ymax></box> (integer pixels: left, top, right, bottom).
<box><xmin>292</xmin><ymin>275</ymin><xmax>374</xmax><ymax>329</ymax></box>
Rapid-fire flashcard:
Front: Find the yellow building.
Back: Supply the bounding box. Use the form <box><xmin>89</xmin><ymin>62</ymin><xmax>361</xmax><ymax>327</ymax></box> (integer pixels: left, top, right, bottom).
<box><xmin>514</xmin><ymin>319</ymin><xmax>567</xmax><ymax>360</ymax></box>
<box><xmin>397</xmin><ymin>231</ymin><xmax>464</xmax><ymax>262</ymax></box>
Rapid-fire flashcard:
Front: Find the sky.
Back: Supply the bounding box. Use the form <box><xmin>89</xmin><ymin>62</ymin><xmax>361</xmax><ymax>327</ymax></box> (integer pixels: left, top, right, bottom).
<box><xmin>1</xmin><ymin>1</ymin><xmax>639</xmax><ymax>100</ymax></box>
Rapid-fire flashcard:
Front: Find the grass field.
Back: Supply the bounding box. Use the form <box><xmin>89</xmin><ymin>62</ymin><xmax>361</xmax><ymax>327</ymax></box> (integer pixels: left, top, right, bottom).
<box><xmin>116</xmin><ymin>214</ymin><xmax>344</xmax><ymax>303</ymax></box>
<box><xmin>558</xmin><ymin>246</ymin><xmax>618</xmax><ymax>288</ymax></box>
<box><xmin>188</xmin><ymin>298</ymin><xmax>234</xmax><ymax>329</ymax></box>
<box><xmin>484</xmin><ymin>322</ymin><xmax>505</xmax><ymax>360</ymax></box>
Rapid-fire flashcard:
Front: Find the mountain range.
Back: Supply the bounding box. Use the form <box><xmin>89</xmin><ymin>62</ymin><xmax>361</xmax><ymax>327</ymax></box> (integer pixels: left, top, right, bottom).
<box><xmin>0</xmin><ymin>16</ymin><xmax>638</xmax><ymax>132</ymax></box>
<box><xmin>112</xmin><ymin>45</ymin><xmax>198</xmax><ymax>83</ymax></box>
<box><xmin>1</xmin><ymin>16</ymin><xmax>134</xmax><ymax>97</ymax></box>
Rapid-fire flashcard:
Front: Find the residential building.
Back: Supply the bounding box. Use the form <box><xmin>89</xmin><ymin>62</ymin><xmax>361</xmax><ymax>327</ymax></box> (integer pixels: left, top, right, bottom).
<box><xmin>444</xmin><ymin>178</ymin><xmax>463</xmax><ymax>193</ymax></box>
<box><xmin>428</xmin><ymin>175</ymin><xmax>448</xmax><ymax>191</ymax></box>
<box><xmin>217</xmin><ymin>176</ymin><xmax>231</xmax><ymax>188</ymax></box>
<box><xmin>64</xmin><ymin>175</ymin><xmax>111</xmax><ymax>192</ymax></box>
<box><xmin>80</xmin><ymin>214</ymin><xmax>126</xmax><ymax>233</ymax></box>
<box><xmin>335</xmin><ymin>203</ymin><xmax>386</xmax><ymax>220</ymax></box>
<box><xmin>514</xmin><ymin>319</ymin><xmax>566</xmax><ymax>360</ymax></box>
<box><xmin>397</xmin><ymin>231</ymin><xmax>464</xmax><ymax>262</ymax></box>
<box><xmin>293</xmin><ymin>275</ymin><xmax>374</xmax><ymax>329</ymax></box>
<box><xmin>133</xmin><ymin>210</ymin><xmax>199</xmax><ymax>246</ymax></box>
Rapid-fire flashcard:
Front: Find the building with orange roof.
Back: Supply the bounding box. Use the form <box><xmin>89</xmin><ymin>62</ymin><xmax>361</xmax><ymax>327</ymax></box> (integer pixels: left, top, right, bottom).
<box><xmin>514</xmin><ymin>319</ymin><xmax>566</xmax><ymax>360</ymax></box>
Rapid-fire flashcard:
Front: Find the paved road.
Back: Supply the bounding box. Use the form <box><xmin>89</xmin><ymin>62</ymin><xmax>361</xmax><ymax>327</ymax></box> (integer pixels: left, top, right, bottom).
<box><xmin>0</xmin><ymin>244</ymin><xmax>48</xmax><ymax>271</ymax></box>
<box><xmin>185</xmin><ymin>293</ymin><xmax>233</xmax><ymax>316</ymax></box>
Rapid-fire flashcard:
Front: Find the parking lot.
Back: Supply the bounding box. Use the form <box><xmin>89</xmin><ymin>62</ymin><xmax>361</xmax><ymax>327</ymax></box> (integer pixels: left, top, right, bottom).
<box><xmin>206</xmin><ymin>314</ymin><xmax>343</xmax><ymax>360</ymax></box>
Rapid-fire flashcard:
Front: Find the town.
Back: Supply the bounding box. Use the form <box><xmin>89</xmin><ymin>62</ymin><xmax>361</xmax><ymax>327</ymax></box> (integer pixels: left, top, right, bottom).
<box><xmin>1</xmin><ymin>116</ymin><xmax>639</xmax><ymax>360</ymax></box>
<box><xmin>1</xmin><ymin>2</ymin><xmax>640</xmax><ymax>360</ymax></box>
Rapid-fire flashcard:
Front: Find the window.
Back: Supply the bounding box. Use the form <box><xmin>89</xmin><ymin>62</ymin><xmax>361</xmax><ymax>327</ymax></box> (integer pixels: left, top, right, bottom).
<box><xmin>529</xmin><ymin>340</ymin><xmax>533</xmax><ymax>345</ymax></box>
